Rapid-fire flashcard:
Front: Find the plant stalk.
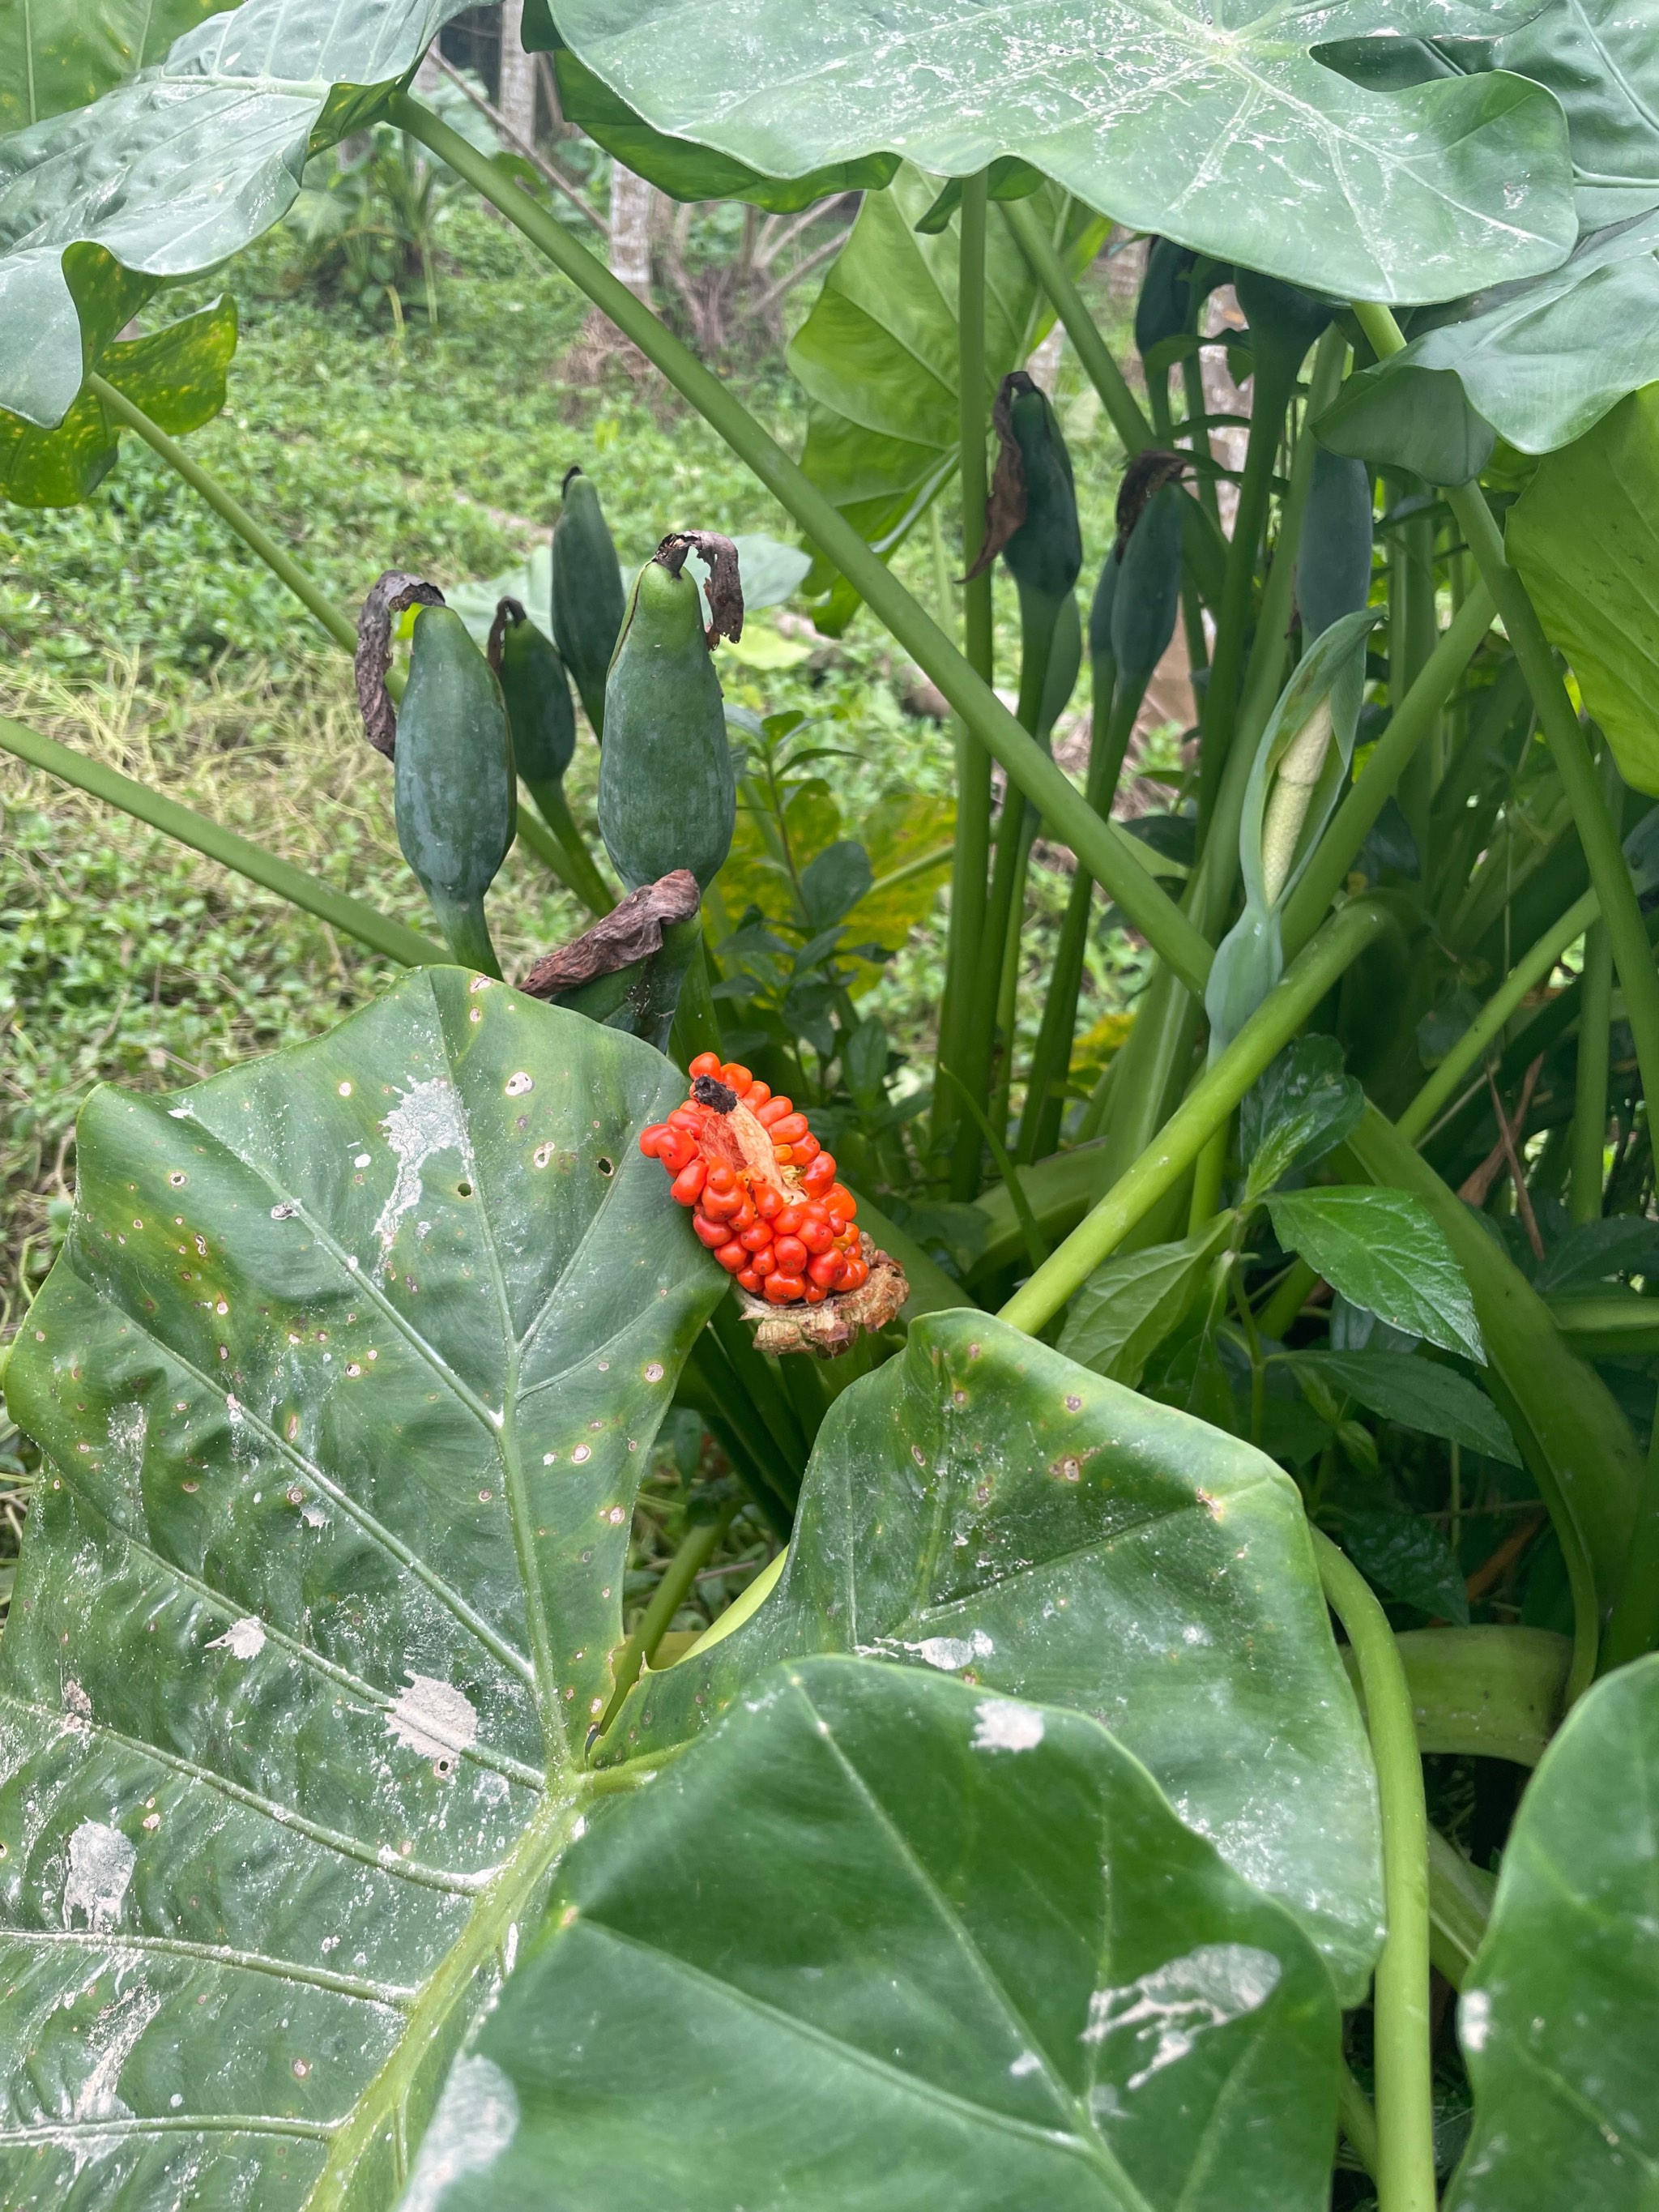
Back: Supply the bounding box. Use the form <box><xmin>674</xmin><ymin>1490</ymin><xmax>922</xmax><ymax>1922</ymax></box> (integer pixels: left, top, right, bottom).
<box><xmin>1282</xmin><ymin>583</ymin><xmax>1495</xmax><ymax>956</ymax></box>
<box><xmin>522</xmin><ymin>777</ymin><xmax>614</xmax><ymax>916</ymax></box>
<box><xmin>1572</xmin><ymin>920</ymin><xmax>1613</xmax><ymax>1222</ymax></box>
<box><xmin>1312</xmin><ymin>1528</ymin><xmax>1436</xmax><ymax>2212</ymax></box>
<box><xmin>1398</xmin><ymin>889</ymin><xmax>1597</xmax><ymax>1143</ymax></box>
<box><xmin>1002</xmin><ymin>199</ymin><xmax>1154</xmax><ymax>456</ymax></box>
<box><xmin>936</xmin><ymin>169</ymin><xmax>996</xmax><ymax>1183</ymax></box>
<box><xmin>394</xmin><ymin>95</ymin><xmax>1212</xmax><ymax>997</ymax></box>
<box><xmin>87</xmin><ymin>374</ymin><xmax>358</xmax><ymax>655</ymax></box>
<box><xmin>1353</xmin><ymin>300</ymin><xmax>1659</xmax><ymax>1125</ymax></box>
<box><xmin>0</xmin><ymin>715</ymin><xmax>441</xmax><ymax>968</ymax></box>
<box><xmin>597</xmin><ymin>1501</ymin><xmax>739</xmax><ymax>1735</ymax></box>
<box><xmin>998</xmin><ymin>899</ymin><xmax>1391</xmax><ymax>1334</ymax></box>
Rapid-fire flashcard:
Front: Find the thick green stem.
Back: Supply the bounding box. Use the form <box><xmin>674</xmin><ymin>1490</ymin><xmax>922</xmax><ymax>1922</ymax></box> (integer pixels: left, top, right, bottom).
<box><xmin>1354</xmin><ymin>300</ymin><xmax>1659</xmax><ymax>1125</ymax></box>
<box><xmin>1189</xmin><ymin>327</ymin><xmax>1346</xmax><ymax>942</ymax></box>
<box><xmin>394</xmin><ymin>96</ymin><xmax>1211</xmax><ymax>1000</ymax></box>
<box><xmin>970</xmin><ymin>591</ymin><xmax>1061</xmax><ymax>1150</ymax></box>
<box><xmin>522</xmin><ymin>777</ymin><xmax>614</xmax><ymax>916</ymax></box>
<box><xmin>1602</xmin><ymin>1387</ymin><xmax>1659</xmax><ymax>1669</ymax></box>
<box><xmin>1397</xmin><ymin>888</ymin><xmax>1597</xmax><ymax>1144</ymax></box>
<box><xmin>1312</xmin><ymin>1528</ymin><xmax>1436</xmax><ymax>2212</ymax></box>
<box><xmin>1572</xmin><ymin>920</ymin><xmax>1613</xmax><ymax>1222</ymax></box>
<box><xmin>1282</xmin><ymin>583</ymin><xmax>1495</xmax><ymax>956</ymax></box>
<box><xmin>1392</xmin><ymin>502</ymin><xmax>1439</xmax><ymax>875</ymax></box>
<box><xmin>87</xmin><ymin>373</ymin><xmax>357</xmax><ymax>655</ymax></box>
<box><xmin>428</xmin><ymin>892</ymin><xmax>502</xmax><ymax>980</ymax></box>
<box><xmin>1017</xmin><ymin>674</ymin><xmax>1141</xmax><ymax>1162</ymax></box>
<box><xmin>0</xmin><ymin>715</ymin><xmax>441</xmax><ymax>967</ymax></box>
<box><xmin>1197</xmin><ymin>357</ymin><xmax>1297</xmax><ymax>833</ymax></box>
<box><xmin>1002</xmin><ymin>199</ymin><xmax>1154</xmax><ymax>456</ymax></box>
<box><xmin>937</xmin><ymin>171</ymin><xmax>996</xmax><ymax>1182</ymax></box>
<box><xmin>999</xmin><ymin>899</ymin><xmax>1391</xmax><ymax>1334</ymax></box>
<box><xmin>597</xmin><ymin>1501</ymin><xmax>738</xmax><ymax>1734</ymax></box>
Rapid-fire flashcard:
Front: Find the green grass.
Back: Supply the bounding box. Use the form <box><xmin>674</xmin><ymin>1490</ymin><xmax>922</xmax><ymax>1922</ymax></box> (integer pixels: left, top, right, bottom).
<box><xmin>1</xmin><ymin>197</ymin><xmax>1152</xmax><ymax>1347</ymax></box>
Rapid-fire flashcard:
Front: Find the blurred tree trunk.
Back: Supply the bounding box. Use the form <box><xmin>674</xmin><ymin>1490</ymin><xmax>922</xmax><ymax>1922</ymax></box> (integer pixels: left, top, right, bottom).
<box><xmin>609</xmin><ymin>165</ymin><xmax>657</xmax><ymax>301</ymax></box>
<box><xmin>496</xmin><ymin>0</ymin><xmax>538</xmax><ymax>148</ymax></box>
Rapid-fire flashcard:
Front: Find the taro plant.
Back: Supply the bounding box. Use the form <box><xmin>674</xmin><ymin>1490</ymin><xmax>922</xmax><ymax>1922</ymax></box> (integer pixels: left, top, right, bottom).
<box><xmin>4</xmin><ymin>1</ymin><xmax>1659</xmax><ymax>2206</ymax></box>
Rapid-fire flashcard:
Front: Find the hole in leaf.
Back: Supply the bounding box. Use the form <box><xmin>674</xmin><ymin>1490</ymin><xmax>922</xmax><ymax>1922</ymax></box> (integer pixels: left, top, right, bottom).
<box><xmin>456</xmin><ymin>1182</ymin><xmax>473</xmax><ymax>1198</ymax></box>
<box><xmin>596</xmin><ymin>1157</ymin><xmax>615</xmax><ymax>1177</ymax></box>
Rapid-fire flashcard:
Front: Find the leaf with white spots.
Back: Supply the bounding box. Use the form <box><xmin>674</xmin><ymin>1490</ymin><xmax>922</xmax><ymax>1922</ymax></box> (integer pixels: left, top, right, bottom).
<box><xmin>600</xmin><ymin>1312</ymin><xmax>1384</xmax><ymax>2004</ymax></box>
<box><xmin>0</xmin><ymin>967</ymin><xmax>723</xmax><ymax>2204</ymax></box>
<box><xmin>430</xmin><ymin>1658</ymin><xmax>1342</xmax><ymax>2211</ymax></box>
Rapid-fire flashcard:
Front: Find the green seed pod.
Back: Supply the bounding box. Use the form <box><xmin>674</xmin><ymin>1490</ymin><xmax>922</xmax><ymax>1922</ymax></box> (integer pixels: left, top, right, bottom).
<box><xmin>395</xmin><ymin>603</ymin><xmax>516</xmax><ymax>976</ymax></box>
<box><xmin>1135</xmin><ymin>237</ymin><xmax>1198</xmax><ymax>365</ymax></box>
<box><xmin>489</xmin><ymin>596</ymin><xmax>575</xmax><ymax>785</ymax></box>
<box><xmin>1110</xmin><ymin>480</ymin><xmax>1185</xmax><ymax>685</ymax></box>
<box><xmin>1297</xmin><ymin>449</ymin><xmax>1374</xmax><ymax>641</ymax></box>
<box><xmin>1000</xmin><ymin>371</ymin><xmax>1082</xmax><ymax>609</ymax></box>
<box><xmin>599</xmin><ymin>532</ymin><xmax>740</xmax><ymax>892</ymax></box>
<box><xmin>551</xmin><ymin>465</ymin><xmax>625</xmax><ymax>739</ymax></box>
<box><xmin>1088</xmin><ymin>536</ymin><xmax>1121</xmax><ymax>687</ymax></box>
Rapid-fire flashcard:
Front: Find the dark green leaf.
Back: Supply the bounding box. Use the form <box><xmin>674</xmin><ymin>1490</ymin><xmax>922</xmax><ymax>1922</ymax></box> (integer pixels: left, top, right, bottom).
<box><xmin>1496</xmin><ymin>0</ymin><xmax>1659</xmax><ymax>230</ymax></box>
<box><xmin>552</xmin><ymin>0</ymin><xmax>1574</xmax><ymax>302</ymax></box>
<box><xmin>1321</xmin><ymin>208</ymin><xmax>1659</xmax><ymax>463</ymax></box>
<box><xmin>800</xmin><ymin>838</ymin><xmax>873</xmax><ymax>930</ymax></box>
<box><xmin>1534</xmin><ymin>1215</ymin><xmax>1659</xmax><ymax>1293</ymax></box>
<box><xmin>0</xmin><ymin>0</ymin><xmax>476</xmax><ymax>429</ymax></box>
<box><xmin>1315</xmin><ymin>361</ymin><xmax>1496</xmax><ymax>486</ymax></box>
<box><xmin>1448</xmin><ymin>1654</ymin><xmax>1659</xmax><ymax>2212</ymax></box>
<box><xmin>435</xmin><ymin>1657</ymin><xmax>1342</xmax><ymax>2212</ymax></box>
<box><xmin>1057</xmin><ymin>1215</ymin><xmax>1231</xmax><ymax>1388</ymax></box>
<box><xmin>0</xmin><ymin>0</ymin><xmax>233</xmax><ymax>135</ymax></box>
<box><xmin>0</xmin><ymin>968</ymin><xmax>723</xmax><ymax>2199</ymax></box>
<box><xmin>1241</xmin><ymin>1036</ymin><xmax>1365</xmax><ymax>1201</ymax></box>
<box><xmin>602</xmin><ymin>1311</ymin><xmax>1385</xmax><ymax>2001</ymax></box>
<box><xmin>788</xmin><ymin>164</ymin><xmax>1105</xmax><ymax>608</ymax></box>
<box><xmin>1267</xmin><ymin>1186</ymin><xmax>1486</xmax><ymax>1361</ymax></box>
<box><xmin>1</xmin><ymin>261</ymin><xmax>236</xmax><ymax>508</ymax></box>
<box><xmin>1508</xmin><ymin>384</ymin><xmax>1659</xmax><ymax>793</ymax></box>
<box><xmin>914</xmin><ymin>154</ymin><xmax>1046</xmax><ymax>233</ymax></box>
<box><xmin>547</xmin><ymin>45</ymin><xmax>899</xmax><ymax>210</ymax></box>
<box><xmin>1290</xmin><ymin>1350</ymin><xmax>1520</xmax><ymax>1463</ymax></box>
<box><xmin>1329</xmin><ymin>1482</ymin><xmax>1472</xmax><ymax>1622</ymax></box>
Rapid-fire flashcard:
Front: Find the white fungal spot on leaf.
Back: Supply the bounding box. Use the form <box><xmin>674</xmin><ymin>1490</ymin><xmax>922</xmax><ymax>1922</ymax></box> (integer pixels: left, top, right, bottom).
<box><xmin>62</xmin><ymin>1820</ymin><xmax>136</xmax><ymax>1932</ymax></box>
<box><xmin>373</xmin><ymin>1078</ymin><xmax>469</xmax><ymax>1281</ymax></box>
<box><xmin>1460</xmin><ymin>1988</ymin><xmax>1491</xmax><ymax>2054</ymax></box>
<box><xmin>386</xmin><ymin>1674</ymin><xmax>478</xmax><ymax>1774</ymax></box>
<box><xmin>399</xmin><ymin>2055</ymin><xmax>518</xmax><ymax>2211</ymax></box>
<box><xmin>74</xmin><ymin>1986</ymin><xmax>163</xmax><ymax>2123</ymax></box>
<box><xmin>505</xmin><ymin>1071</ymin><xmax>533</xmax><ymax>1096</ymax></box>
<box><xmin>970</xmin><ymin>1698</ymin><xmax>1044</xmax><ymax>1753</ymax></box>
<box><xmin>207</xmin><ymin>1617</ymin><xmax>267</xmax><ymax>1661</ymax></box>
<box><xmin>1083</xmin><ymin>1943</ymin><xmax>1282</xmax><ymax>2088</ymax></box>
<box><xmin>909</xmin><ymin>1629</ymin><xmax>994</xmax><ymax>1672</ymax></box>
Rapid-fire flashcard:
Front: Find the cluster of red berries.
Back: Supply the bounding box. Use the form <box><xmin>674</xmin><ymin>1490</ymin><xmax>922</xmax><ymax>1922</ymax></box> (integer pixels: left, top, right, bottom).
<box><xmin>638</xmin><ymin>1053</ymin><xmax>868</xmax><ymax>1305</ymax></box>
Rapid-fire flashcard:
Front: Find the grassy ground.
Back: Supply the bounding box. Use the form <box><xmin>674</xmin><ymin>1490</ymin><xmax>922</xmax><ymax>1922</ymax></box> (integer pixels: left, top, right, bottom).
<box><xmin>0</xmin><ymin>188</ymin><xmax>1148</xmax><ymax>1616</ymax></box>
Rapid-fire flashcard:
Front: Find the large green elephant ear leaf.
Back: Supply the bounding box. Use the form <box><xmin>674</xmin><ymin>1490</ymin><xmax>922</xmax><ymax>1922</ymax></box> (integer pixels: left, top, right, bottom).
<box><xmin>424</xmin><ymin>1656</ymin><xmax>1342</xmax><ymax>2212</ymax></box>
<box><xmin>551</xmin><ymin>0</ymin><xmax>1573</xmax><ymax>302</ymax></box>
<box><xmin>0</xmin><ymin>968</ymin><xmax>723</xmax><ymax>2205</ymax></box>
<box><xmin>601</xmin><ymin>1310</ymin><xmax>1384</xmax><ymax>2004</ymax></box>
<box><xmin>1447</xmin><ymin>1652</ymin><xmax>1659</xmax><ymax>2212</ymax></box>
<box><xmin>0</xmin><ymin>0</ymin><xmax>239</xmax><ymax>135</ymax></box>
<box><xmin>0</xmin><ymin>0</ymin><xmax>477</xmax><ymax>433</ymax></box>
<box><xmin>788</xmin><ymin>164</ymin><xmax>1105</xmax><ymax>621</ymax></box>
<box><xmin>1507</xmin><ymin>384</ymin><xmax>1659</xmax><ymax>795</ymax></box>
<box><xmin>0</xmin><ymin>246</ymin><xmax>237</xmax><ymax>507</ymax></box>
<box><xmin>1495</xmin><ymin>0</ymin><xmax>1659</xmax><ymax>231</ymax></box>
<box><xmin>1316</xmin><ymin>208</ymin><xmax>1659</xmax><ymax>469</ymax></box>
<box><xmin>542</xmin><ymin>43</ymin><xmax>898</xmax><ymax>210</ymax></box>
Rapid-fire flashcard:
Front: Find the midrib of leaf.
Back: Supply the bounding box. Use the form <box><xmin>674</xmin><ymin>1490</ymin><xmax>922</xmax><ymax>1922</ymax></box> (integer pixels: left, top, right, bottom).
<box><xmin>302</xmin><ymin>1783</ymin><xmax>592</xmax><ymax>2207</ymax></box>
<box><xmin>804</xmin><ymin>1682</ymin><xmax>1145</xmax><ymax>2206</ymax></box>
